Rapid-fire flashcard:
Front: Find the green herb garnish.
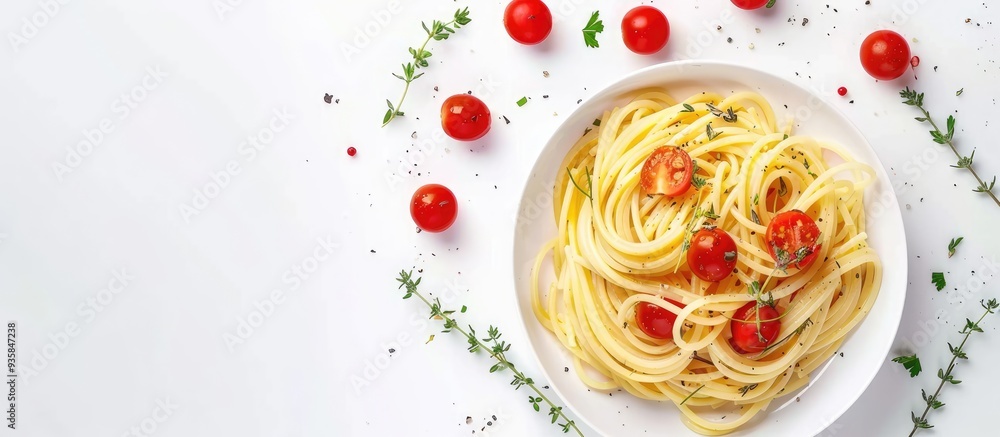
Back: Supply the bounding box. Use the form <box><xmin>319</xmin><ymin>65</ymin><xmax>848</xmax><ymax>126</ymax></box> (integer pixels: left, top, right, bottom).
<box><xmin>904</xmin><ymin>299</ymin><xmax>999</xmax><ymax>436</ymax></box>
<box><xmin>582</xmin><ymin>11</ymin><xmax>604</xmax><ymax>48</ymax></box>
<box><xmin>892</xmin><ymin>354</ymin><xmax>922</xmax><ymax>378</ymax></box>
<box><xmin>947</xmin><ymin>237</ymin><xmax>963</xmax><ymax>258</ymax></box>
<box><xmin>932</xmin><ymin>272</ymin><xmax>946</xmax><ymax>291</ymax></box>
<box><xmin>396</xmin><ymin>270</ymin><xmax>583</xmax><ymax>435</ymax></box>
<box><xmin>383</xmin><ymin>8</ymin><xmax>471</xmax><ymax>126</ymax></box>
<box><xmin>902</xmin><ymin>87</ymin><xmax>1000</xmax><ymax>207</ymax></box>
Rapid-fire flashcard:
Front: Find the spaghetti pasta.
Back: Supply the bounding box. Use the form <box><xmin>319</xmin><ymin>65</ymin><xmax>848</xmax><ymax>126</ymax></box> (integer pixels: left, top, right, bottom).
<box><xmin>531</xmin><ymin>90</ymin><xmax>882</xmax><ymax>435</ymax></box>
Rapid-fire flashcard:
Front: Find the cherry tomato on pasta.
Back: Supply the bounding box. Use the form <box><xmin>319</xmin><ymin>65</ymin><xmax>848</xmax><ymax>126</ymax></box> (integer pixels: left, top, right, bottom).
<box><xmin>731</xmin><ymin>0</ymin><xmax>769</xmax><ymax>10</ymax></box>
<box><xmin>729</xmin><ymin>302</ymin><xmax>781</xmax><ymax>354</ymax></box>
<box><xmin>410</xmin><ymin>184</ymin><xmax>458</xmax><ymax>233</ymax></box>
<box><xmin>503</xmin><ymin>0</ymin><xmax>552</xmax><ymax>45</ymax></box>
<box><xmin>635</xmin><ymin>299</ymin><xmax>685</xmax><ymax>340</ymax></box>
<box><xmin>688</xmin><ymin>227</ymin><xmax>738</xmax><ymax>282</ymax></box>
<box><xmin>766</xmin><ymin>210</ymin><xmax>822</xmax><ymax>269</ymax></box>
<box><xmin>859</xmin><ymin>30</ymin><xmax>911</xmax><ymax>80</ymax></box>
<box><xmin>441</xmin><ymin>94</ymin><xmax>491</xmax><ymax>141</ymax></box>
<box><xmin>640</xmin><ymin>146</ymin><xmax>692</xmax><ymax>196</ymax></box>
<box><xmin>621</xmin><ymin>6</ymin><xmax>670</xmax><ymax>55</ymax></box>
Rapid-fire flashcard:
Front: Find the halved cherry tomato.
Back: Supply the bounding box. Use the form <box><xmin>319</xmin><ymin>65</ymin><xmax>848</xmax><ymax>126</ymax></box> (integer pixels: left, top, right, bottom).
<box><xmin>635</xmin><ymin>299</ymin><xmax>685</xmax><ymax>340</ymax></box>
<box><xmin>410</xmin><ymin>184</ymin><xmax>458</xmax><ymax>233</ymax></box>
<box><xmin>729</xmin><ymin>302</ymin><xmax>781</xmax><ymax>354</ymax></box>
<box><xmin>765</xmin><ymin>210</ymin><xmax>822</xmax><ymax>269</ymax></box>
<box><xmin>860</xmin><ymin>30</ymin><xmax>911</xmax><ymax>80</ymax></box>
<box><xmin>441</xmin><ymin>94</ymin><xmax>491</xmax><ymax>141</ymax></box>
<box><xmin>503</xmin><ymin>0</ymin><xmax>553</xmax><ymax>45</ymax></box>
<box><xmin>688</xmin><ymin>227</ymin><xmax>738</xmax><ymax>282</ymax></box>
<box><xmin>640</xmin><ymin>147</ymin><xmax>692</xmax><ymax>196</ymax></box>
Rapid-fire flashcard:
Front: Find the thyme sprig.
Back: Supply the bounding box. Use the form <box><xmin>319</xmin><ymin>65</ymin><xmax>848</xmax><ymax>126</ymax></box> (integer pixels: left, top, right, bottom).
<box><xmin>703</xmin><ymin>103</ymin><xmax>737</xmax><ymax>123</ymax></box>
<box><xmin>738</xmin><ymin>383</ymin><xmax>758</xmax><ymax>397</ymax></box>
<box><xmin>901</xmin><ymin>88</ymin><xmax>1000</xmax><ymax>207</ymax></box>
<box><xmin>672</xmin><ymin>204</ymin><xmax>718</xmax><ymax>274</ymax></box>
<box><xmin>395</xmin><ymin>270</ymin><xmax>584</xmax><ymax>436</ymax></box>
<box><xmin>691</xmin><ymin>160</ymin><xmax>708</xmax><ymax>190</ymax></box>
<box><xmin>705</xmin><ymin>103</ymin><xmax>724</xmax><ymax>117</ymax></box>
<box><xmin>567</xmin><ymin>167</ymin><xmax>593</xmax><ymax>202</ymax></box>
<box><xmin>754</xmin><ymin>318</ymin><xmax>813</xmax><ymax>358</ymax></box>
<box><xmin>681</xmin><ymin>205</ymin><xmax>719</xmax><ymax>253</ymax></box>
<box><xmin>900</xmin><ymin>299</ymin><xmax>999</xmax><ymax>436</ymax></box>
<box><xmin>742</xmin><ymin>244</ymin><xmax>814</xmax><ymax>343</ymax></box>
<box><xmin>679</xmin><ymin>385</ymin><xmax>704</xmax><ymax>405</ymax></box>
<box><xmin>383</xmin><ymin>8</ymin><xmax>471</xmax><ymax>127</ymax></box>
<box><xmin>706</xmin><ymin>123</ymin><xmax>720</xmax><ymax>140</ymax></box>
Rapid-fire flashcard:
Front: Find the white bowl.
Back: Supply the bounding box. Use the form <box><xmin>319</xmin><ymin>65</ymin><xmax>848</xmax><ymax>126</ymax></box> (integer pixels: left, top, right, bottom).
<box><xmin>511</xmin><ymin>61</ymin><xmax>907</xmax><ymax>437</ymax></box>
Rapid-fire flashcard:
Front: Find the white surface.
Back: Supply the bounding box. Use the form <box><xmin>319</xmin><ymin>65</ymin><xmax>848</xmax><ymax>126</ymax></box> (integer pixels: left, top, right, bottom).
<box><xmin>1</xmin><ymin>1</ymin><xmax>998</xmax><ymax>436</ymax></box>
<box><xmin>511</xmin><ymin>61</ymin><xmax>908</xmax><ymax>437</ymax></box>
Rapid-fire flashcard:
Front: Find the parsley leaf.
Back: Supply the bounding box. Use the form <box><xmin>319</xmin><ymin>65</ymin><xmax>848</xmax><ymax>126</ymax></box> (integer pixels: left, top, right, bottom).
<box><xmin>582</xmin><ymin>11</ymin><xmax>604</xmax><ymax>48</ymax></box>
<box><xmin>892</xmin><ymin>354</ymin><xmax>922</xmax><ymax>377</ymax></box>
<box><xmin>931</xmin><ymin>272</ymin><xmax>946</xmax><ymax>291</ymax></box>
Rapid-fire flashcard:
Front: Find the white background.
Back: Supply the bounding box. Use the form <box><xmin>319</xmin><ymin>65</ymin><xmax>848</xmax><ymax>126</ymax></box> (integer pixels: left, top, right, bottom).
<box><xmin>2</xmin><ymin>0</ymin><xmax>999</xmax><ymax>436</ymax></box>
